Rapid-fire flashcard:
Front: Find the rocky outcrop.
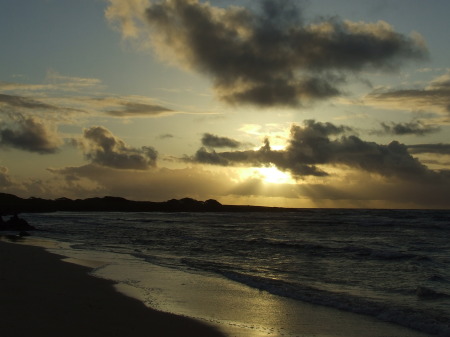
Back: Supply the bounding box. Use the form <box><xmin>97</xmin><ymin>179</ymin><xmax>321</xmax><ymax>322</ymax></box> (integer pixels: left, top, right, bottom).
<box><xmin>0</xmin><ymin>214</ymin><xmax>36</xmax><ymax>231</ymax></box>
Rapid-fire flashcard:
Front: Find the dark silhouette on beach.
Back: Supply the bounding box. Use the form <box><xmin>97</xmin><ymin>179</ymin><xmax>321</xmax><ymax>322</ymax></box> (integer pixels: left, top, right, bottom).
<box><xmin>0</xmin><ymin>213</ymin><xmax>35</xmax><ymax>231</ymax></box>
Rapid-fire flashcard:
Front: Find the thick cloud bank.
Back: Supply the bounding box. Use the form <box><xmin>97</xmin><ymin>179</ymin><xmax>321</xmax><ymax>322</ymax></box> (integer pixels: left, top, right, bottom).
<box><xmin>106</xmin><ymin>0</ymin><xmax>426</xmax><ymax>107</ymax></box>
<box><xmin>189</xmin><ymin>120</ymin><xmax>447</xmax><ymax>182</ymax></box>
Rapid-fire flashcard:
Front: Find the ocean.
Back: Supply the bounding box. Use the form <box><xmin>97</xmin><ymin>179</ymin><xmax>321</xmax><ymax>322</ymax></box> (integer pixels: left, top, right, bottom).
<box><xmin>21</xmin><ymin>209</ymin><xmax>450</xmax><ymax>337</ymax></box>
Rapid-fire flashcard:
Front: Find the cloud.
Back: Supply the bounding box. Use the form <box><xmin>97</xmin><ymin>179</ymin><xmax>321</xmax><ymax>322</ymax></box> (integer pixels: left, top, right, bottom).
<box><xmin>0</xmin><ymin>93</ymin><xmax>57</xmax><ymax>111</ymax></box>
<box><xmin>105</xmin><ymin>101</ymin><xmax>174</xmax><ymax>117</ymax></box>
<box><xmin>106</xmin><ymin>0</ymin><xmax>427</xmax><ymax>107</ymax></box>
<box><xmin>189</xmin><ymin>120</ymin><xmax>349</xmax><ymax>177</ymax></box>
<box><xmin>1</xmin><ymin>70</ymin><xmax>102</xmax><ymax>94</ymax></box>
<box><xmin>0</xmin><ymin>115</ymin><xmax>63</xmax><ymax>154</ymax></box>
<box><xmin>188</xmin><ymin>119</ymin><xmax>446</xmax><ymax>182</ymax></box>
<box><xmin>376</xmin><ymin>121</ymin><xmax>440</xmax><ymax>136</ymax></box>
<box><xmin>45</xmin><ymin>69</ymin><xmax>103</xmax><ymax>91</ymax></box>
<box><xmin>80</xmin><ymin>96</ymin><xmax>178</xmax><ymax>117</ymax></box>
<box><xmin>407</xmin><ymin>143</ymin><xmax>450</xmax><ymax>155</ymax></box>
<box><xmin>201</xmin><ymin>133</ymin><xmax>241</xmax><ymax>148</ymax></box>
<box><xmin>76</xmin><ymin>126</ymin><xmax>158</xmax><ymax>170</ymax></box>
<box><xmin>46</xmin><ymin>162</ymin><xmax>450</xmax><ymax>209</ymax></box>
<box><xmin>0</xmin><ymin>81</ymin><xmax>53</xmax><ymax>92</ymax></box>
<box><xmin>1</xmin><ymin>81</ymin><xmax>180</xmax><ymax>121</ymax></box>
<box><xmin>0</xmin><ymin>166</ymin><xmax>12</xmax><ymax>187</ymax></box>
<box><xmin>48</xmin><ymin>164</ymin><xmax>233</xmax><ymax>201</ymax></box>
<box><xmin>0</xmin><ymin>93</ymin><xmax>85</xmax><ymax>120</ymax></box>
<box><xmin>157</xmin><ymin>133</ymin><xmax>174</xmax><ymax>139</ymax></box>
<box><xmin>365</xmin><ymin>71</ymin><xmax>450</xmax><ymax>115</ymax></box>
<box><xmin>298</xmin><ymin>174</ymin><xmax>450</xmax><ymax>209</ymax></box>
<box><xmin>105</xmin><ymin>0</ymin><xmax>151</xmax><ymax>39</ymax></box>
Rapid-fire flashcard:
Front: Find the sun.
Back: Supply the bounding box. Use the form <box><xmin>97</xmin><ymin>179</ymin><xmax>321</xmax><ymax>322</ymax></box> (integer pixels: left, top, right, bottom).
<box><xmin>257</xmin><ymin>165</ymin><xmax>296</xmax><ymax>184</ymax></box>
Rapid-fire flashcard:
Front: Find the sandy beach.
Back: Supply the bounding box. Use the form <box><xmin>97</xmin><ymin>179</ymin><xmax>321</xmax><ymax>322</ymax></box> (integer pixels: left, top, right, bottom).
<box><xmin>0</xmin><ymin>239</ymin><xmax>225</xmax><ymax>337</ymax></box>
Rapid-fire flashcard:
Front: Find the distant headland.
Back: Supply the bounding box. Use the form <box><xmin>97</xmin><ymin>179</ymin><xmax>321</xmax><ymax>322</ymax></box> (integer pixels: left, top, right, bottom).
<box><xmin>0</xmin><ymin>193</ymin><xmax>299</xmax><ymax>214</ymax></box>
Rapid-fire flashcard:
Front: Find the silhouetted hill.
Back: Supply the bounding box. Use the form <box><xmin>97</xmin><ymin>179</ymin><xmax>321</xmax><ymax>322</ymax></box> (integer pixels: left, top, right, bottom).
<box><xmin>0</xmin><ymin>193</ymin><xmax>298</xmax><ymax>214</ymax></box>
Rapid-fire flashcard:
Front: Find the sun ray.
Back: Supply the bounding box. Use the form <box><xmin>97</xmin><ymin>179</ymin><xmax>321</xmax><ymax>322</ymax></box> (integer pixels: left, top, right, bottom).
<box><xmin>238</xmin><ymin>165</ymin><xmax>296</xmax><ymax>185</ymax></box>
<box><xmin>257</xmin><ymin>165</ymin><xmax>296</xmax><ymax>184</ymax></box>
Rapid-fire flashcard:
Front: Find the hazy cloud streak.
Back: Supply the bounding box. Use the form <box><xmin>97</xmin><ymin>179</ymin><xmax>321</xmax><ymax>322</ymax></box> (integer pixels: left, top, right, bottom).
<box><xmin>105</xmin><ymin>101</ymin><xmax>174</xmax><ymax>117</ymax></box>
<box><xmin>365</xmin><ymin>72</ymin><xmax>450</xmax><ymax>115</ymax></box>
<box><xmin>0</xmin><ymin>93</ymin><xmax>58</xmax><ymax>111</ymax></box>
<box><xmin>407</xmin><ymin>143</ymin><xmax>450</xmax><ymax>155</ymax></box>
<box><xmin>377</xmin><ymin>121</ymin><xmax>440</xmax><ymax>136</ymax></box>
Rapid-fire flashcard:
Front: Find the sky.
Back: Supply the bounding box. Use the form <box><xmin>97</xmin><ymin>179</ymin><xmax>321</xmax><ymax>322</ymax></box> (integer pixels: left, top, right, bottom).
<box><xmin>1</xmin><ymin>0</ymin><xmax>450</xmax><ymax>209</ymax></box>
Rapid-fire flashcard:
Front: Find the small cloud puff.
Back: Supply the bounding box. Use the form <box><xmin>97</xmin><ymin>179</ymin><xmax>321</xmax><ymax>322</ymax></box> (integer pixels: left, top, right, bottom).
<box><xmin>76</xmin><ymin>126</ymin><xmax>158</xmax><ymax>170</ymax></box>
<box><xmin>0</xmin><ymin>115</ymin><xmax>63</xmax><ymax>154</ymax></box>
<box><xmin>201</xmin><ymin>133</ymin><xmax>241</xmax><ymax>148</ymax></box>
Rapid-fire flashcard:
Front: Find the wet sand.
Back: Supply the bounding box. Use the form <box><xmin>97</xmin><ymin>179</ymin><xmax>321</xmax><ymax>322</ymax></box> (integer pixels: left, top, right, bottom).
<box><xmin>0</xmin><ymin>239</ymin><xmax>224</xmax><ymax>337</ymax></box>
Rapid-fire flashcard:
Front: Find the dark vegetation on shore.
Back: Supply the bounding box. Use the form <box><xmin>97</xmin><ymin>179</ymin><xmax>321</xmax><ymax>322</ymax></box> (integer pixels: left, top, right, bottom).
<box><xmin>0</xmin><ymin>193</ymin><xmax>298</xmax><ymax>215</ymax></box>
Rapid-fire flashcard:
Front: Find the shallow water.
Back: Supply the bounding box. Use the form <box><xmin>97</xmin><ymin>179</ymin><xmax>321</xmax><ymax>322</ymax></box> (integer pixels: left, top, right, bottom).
<box><xmin>23</xmin><ymin>209</ymin><xmax>450</xmax><ymax>336</ymax></box>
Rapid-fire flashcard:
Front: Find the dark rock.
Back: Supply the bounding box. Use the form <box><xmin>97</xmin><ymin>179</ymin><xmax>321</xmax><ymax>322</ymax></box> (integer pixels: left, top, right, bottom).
<box><xmin>0</xmin><ymin>214</ymin><xmax>36</xmax><ymax>231</ymax></box>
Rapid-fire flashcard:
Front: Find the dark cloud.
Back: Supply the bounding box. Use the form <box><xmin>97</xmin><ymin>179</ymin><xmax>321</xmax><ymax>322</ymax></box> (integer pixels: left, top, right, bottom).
<box><xmin>139</xmin><ymin>0</ymin><xmax>426</xmax><ymax>107</ymax></box>
<box><xmin>0</xmin><ymin>93</ymin><xmax>57</xmax><ymax>111</ymax></box>
<box><xmin>157</xmin><ymin>133</ymin><xmax>174</xmax><ymax>139</ymax></box>
<box><xmin>106</xmin><ymin>101</ymin><xmax>174</xmax><ymax>117</ymax></box>
<box><xmin>193</xmin><ymin>147</ymin><xmax>232</xmax><ymax>166</ymax></box>
<box><xmin>78</xmin><ymin>126</ymin><xmax>158</xmax><ymax>170</ymax></box>
<box><xmin>298</xmin><ymin>177</ymin><xmax>450</xmax><ymax>209</ymax></box>
<box><xmin>377</xmin><ymin>121</ymin><xmax>440</xmax><ymax>136</ymax></box>
<box><xmin>0</xmin><ymin>116</ymin><xmax>62</xmax><ymax>154</ymax></box>
<box><xmin>407</xmin><ymin>143</ymin><xmax>450</xmax><ymax>155</ymax></box>
<box><xmin>201</xmin><ymin>133</ymin><xmax>241</xmax><ymax>148</ymax></box>
<box><xmin>188</xmin><ymin>120</ymin><xmax>444</xmax><ymax>181</ymax></box>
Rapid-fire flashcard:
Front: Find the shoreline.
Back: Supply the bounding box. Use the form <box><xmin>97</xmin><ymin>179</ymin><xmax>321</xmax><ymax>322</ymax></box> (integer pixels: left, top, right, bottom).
<box><xmin>0</xmin><ymin>238</ymin><xmax>225</xmax><ymax>337</ymax></box>
<box><xmin>1</xmin><ymin>235</ymin><xmax>435</xmax><ymax>337</ymax></box>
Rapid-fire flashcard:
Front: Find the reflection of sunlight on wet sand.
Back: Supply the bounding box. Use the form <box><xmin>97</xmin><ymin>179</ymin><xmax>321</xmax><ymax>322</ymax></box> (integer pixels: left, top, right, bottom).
<box><xmin>22</xmin><ymin>242</ymin><xmax>430</xmax><ymax>337</ymax></box>
<box><xmin>0</xmin><ymin>235</ymin><xmax>65</xmax><ymax>249</ymax></box>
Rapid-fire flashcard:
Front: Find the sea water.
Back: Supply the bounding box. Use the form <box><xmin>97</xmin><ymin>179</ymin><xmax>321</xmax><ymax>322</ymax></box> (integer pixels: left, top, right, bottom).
<box><xmin>22</xmin><ymin>209</ymin><xmax>450</xmax><ymax>336</ymax></box>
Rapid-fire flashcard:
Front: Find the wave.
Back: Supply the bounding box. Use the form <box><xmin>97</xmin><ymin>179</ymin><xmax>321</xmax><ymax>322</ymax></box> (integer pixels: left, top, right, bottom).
<box><xmin>182</xmin><ymin>259</ymin><xmax>450</xmax><ymax>336</ymax></box>
<box><xmin>415</xmin><ymin>286</ymin><xmax>450</xmax><ymax>300</ymax></box>
<box><xmin>23</xmin><ymin>210</ymin><xmax>450</xmax><ymax>336</ymax></box>
<box><xmin>246</xmin><ymin>237</ymin><xmax>424</xmax><ymax>262</ymax></box>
